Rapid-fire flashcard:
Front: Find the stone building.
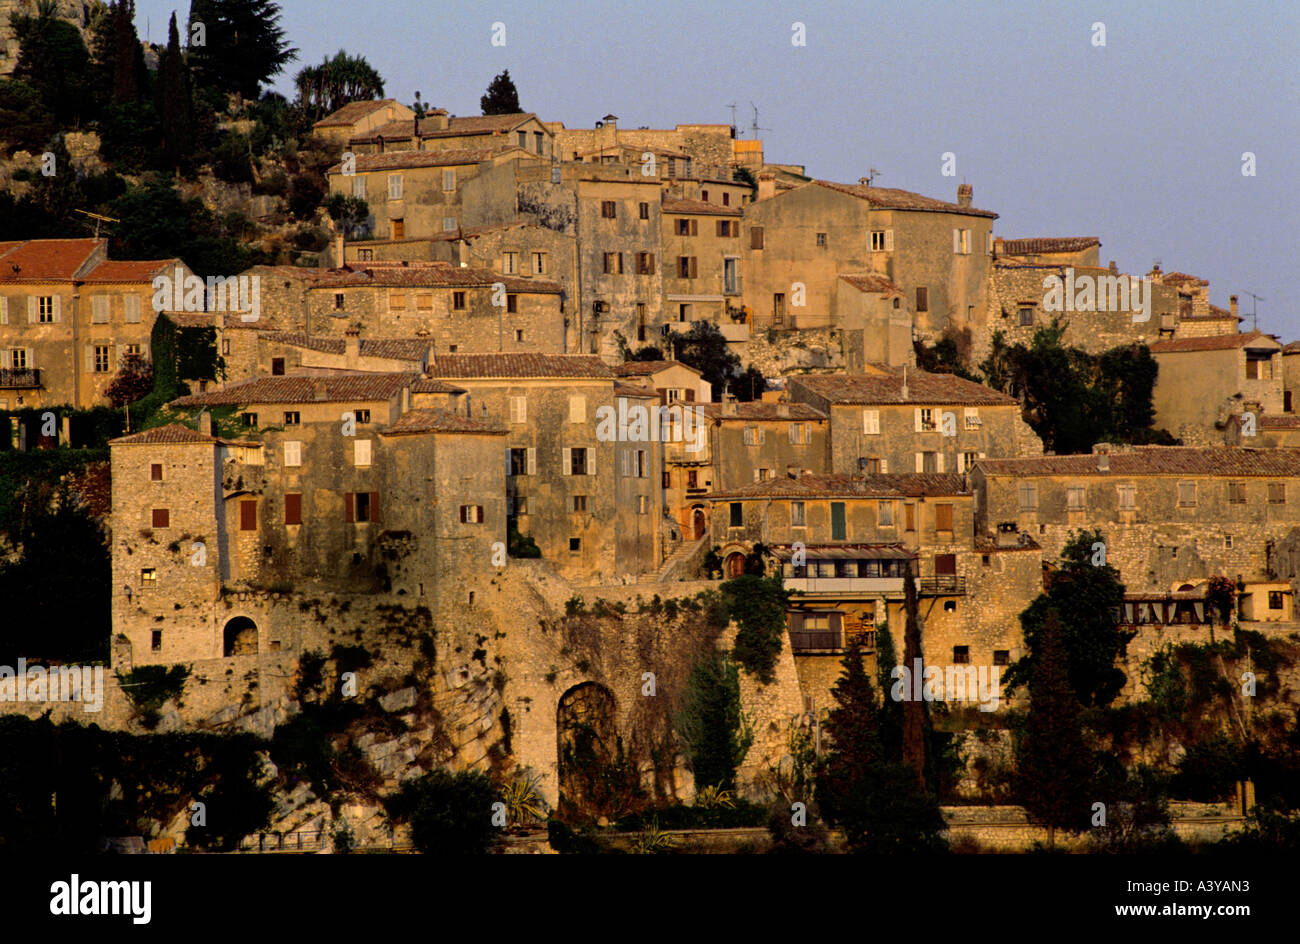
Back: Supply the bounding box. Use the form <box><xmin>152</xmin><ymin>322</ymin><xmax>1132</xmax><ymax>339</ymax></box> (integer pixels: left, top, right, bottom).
<box><xmin>1148</xmin><ymin>331</ymin><xmax>1283</xmax><ymax>444</ymax></box>
<box><xmin>0</xmin><ymin>238</ymin><xmax>189</xmax><ymax>409</ymax></box>
<box><xmin>348</xmin><ymin>111</ymin><xmax>554</xmax><ymax>159</ymax></box>
<box><xmin>742</xmin><ymin>179</ymin><xmax>997</xmax><ymax>347</ymax></box>
<box><xmin>612</xmin><ymin>359</ymin><xmax>710</xmax><ymax>403</ymax></box>
<box><xmin>221</xmin><ymin>329</ymin><xmax>431</xmax><ymax>384</ymax></box>
<box><xmin>415</xmin><ymin>353</ymin><xmax>663</xmax><ymax>580</ymax></box>
<box><xmin>311</xmin><ymin>99</ymin><xmax>416</xmax><ymax>146</ymax></box>
<box><xmin>788</xmin><ymin>366</ymin><xmax>1041</xmax><ymax>475</ymax></box>
<box><xmin>971</xmin><ymin>445</ymin><xmax>1300</xmax><ymax>593</ymax></box>
<box><xmin>549</xmin><ymin>114</ymin><xmax>761</xmax><ymax>170</ymax></box>
<box><xmin>996</xmin><ymin>236</ymin><xmax>1101</xmax><ymax>268</ymax></box>
<box><xmin>326</xmin><ymin>147</ymin><xmax>536</xmax><ymax>241</ymax></box>
<box><xmin>305</xmin><ymin>261</ymin><xmax>566</xmax><ymax>354</ymax></box>
<box><xmin>659</xmin><ymin>196</ymin><xmax>746</xmax><ymax>341</ymax></box>
<box><xmin>835</xmin><ymin>273</ymin><xmax>912</xmax><ymax>369</ymax></box>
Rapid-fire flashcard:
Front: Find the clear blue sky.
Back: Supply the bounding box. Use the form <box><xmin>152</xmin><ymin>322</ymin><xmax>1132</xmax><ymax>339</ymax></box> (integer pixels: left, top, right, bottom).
<box><xmin>135</xmin><ymin>0</ymin><xmax>1299</xmax><ymax>338</ymax></box>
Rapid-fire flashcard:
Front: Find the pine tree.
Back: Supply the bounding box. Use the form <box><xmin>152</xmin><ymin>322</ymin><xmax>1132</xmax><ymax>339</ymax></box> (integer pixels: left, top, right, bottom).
<box><xmin>480</xmin><ymin>70</ymin><xmax>521</xmax><ymax>115</ymax></box>
<box><xmin>901</xmin><ymin>566</ymin><xmax>927</xmax><ymax>787</ymax></box>
<box><xmin>187</xmin><ymin>0</ymin><xmax>298</xmax><ymax>110</ymax></box>
<box><xmin>1015</xmin><ymin>610</ymin><xmax>1094</xmax><ymax>846</ymax></box>
<box><xmin>156</xmin><ymin>13</ymin><xmax>193</xmax><ymax>173</ymax></box>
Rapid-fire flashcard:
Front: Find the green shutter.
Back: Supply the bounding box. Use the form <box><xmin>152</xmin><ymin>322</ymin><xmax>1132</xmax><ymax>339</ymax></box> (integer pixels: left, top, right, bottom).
<box><xmin>831</xmin><ymin>502</ymin><xmax>846</xmax><ymax>541</ymax></box>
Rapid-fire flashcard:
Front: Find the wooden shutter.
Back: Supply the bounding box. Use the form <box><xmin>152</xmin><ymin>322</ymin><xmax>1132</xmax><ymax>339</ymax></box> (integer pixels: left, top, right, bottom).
<box><xmin>915</xmin><ymin>453</ymin><xmax>924</xmax><ymax>473</ymax></box>
<box><xmin>370</xmin><ymin>492</ymin><xmax>380</xmax><ymax>523</ymax></box>
<box><xmin>562</xmin><ymin>447</ymin><xmax>571</xmax><ymax>475</ymax></box>
<box><xmin>647</xmin><ymin>253</ymin><xmax>655</xmax><ymax>274</ymax></box>
<box><xmin>240</xmin><ymin>499</ymin><xmax>257</xmax><ymax>530</ymax></box>
<box><xmin>884</xmin><ymin>230</ymin><xmax>894</xmax><ymax>251</ymax></box>
<box><xmin>936</xmin><ymin>452</ymin><xmax>945</xmax><ymax>472</ymax></box>
<box><xmin>345</xmin><ymin>492</ymin><xmax>354</xmax><ymax>522</ymax></box>
<box><xmin>751</xmin><ymin>226</ymin><xmax>764</xmax><ymax>250</ymax></box>
<box><xmin>28</xmin><ymin>297</ymin><xmax>37</xmax><ymax>323</ymax></box>
<box><xmin>880</xmin><ymin>458</ymin><xmax>888</xmax><ymax>473</ymax></box>
<box><xmin>953</xmin><ymin>229</ymin><xmax>961</xmax><ymax>253</ymax></box>
<box><xmin>506</xmin><ymin>447</ymin><xmax>514</xmax><ymax>476</ymax></box>
<box><xmin>788</xmin><ymin>612</ymin><xmax>805</xmax><ymax>633</ymax></box>
<box><xmin>587</xmin><ymin>449</ymin><xmax>596</xmax><ymax>476</ymax></box>
<box><xmin>914</xmin><ymin>408</ymin><xmax>923</xmax><ymax>431</ymax></box>
<box><xmin>936</xmin><ymin>505</ymin><xmax>953</xmax><ymax>532</ymax></box>
<box><xmin>957</xmin><ymin>452</ymin><xmax>965</xmax><ymax>473</ymax></box>
<box><xmin>690</xmin><ymin>219</ymin><xmax>698</xmax><ymax>236</ymax></box>
<box><xmin>52</xmin><ymin>295</ymin><xmax>61</xmax><ymax>322</ymax></box>
<box><xmin>285</xmin><ymin>493</ymin><xmax>302</xmax><ymax>525</ymax></box>
<box><xmin>527</xmin><ymin>448</ymin><xmax>536</xmax><ymax>475</ymax></box>
<box><xmin>0</xmin><ymin>296</ymin><xmax>7</xmax><ymax>324</ymax></box>
<box><xmin>689</xmin><ymin>257</ymin><xmax>698</xmax><ymax>278</ymax></box>
<box><xmin>935</xmin><ymin>552</ymin><xmax>957</xmax><ymax>574</ymax></box>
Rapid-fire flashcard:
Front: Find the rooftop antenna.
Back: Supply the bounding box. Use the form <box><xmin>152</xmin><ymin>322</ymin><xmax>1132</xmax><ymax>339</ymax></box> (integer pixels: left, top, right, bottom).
<box><xmin>725</xmin><ymin>102</ymin><xmax>738</xmax><ymax>134</ymax></box>
<box><xmin>867</xmin><ymin>167</ymin><xmax>883</xmax><ymax>186</ymax></box>
<box><xmin>74</xmin><ymin>209</ymin><xmax>120</xmax><ymax>238</ymax></box>
<box><xmin>1243</xmin><ymin>291</ymin><xmax>1264</xmax><ymax>332</ymax></box>
<box><xmin>748</xmin><ymin>102</ymin><xmax>769</xmax><ymax>139</ymax></box>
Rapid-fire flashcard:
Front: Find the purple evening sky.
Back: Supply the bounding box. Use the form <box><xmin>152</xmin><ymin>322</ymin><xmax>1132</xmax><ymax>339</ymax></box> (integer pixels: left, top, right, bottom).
<box><xmin>134</xmin><ymin>0</ymin><xmax>1299</xmax><ymax>338</ymax></box>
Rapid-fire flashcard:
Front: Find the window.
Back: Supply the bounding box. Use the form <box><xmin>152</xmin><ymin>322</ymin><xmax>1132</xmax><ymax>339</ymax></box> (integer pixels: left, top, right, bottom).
<box><xmin>240</xmin><ymin>499</ymin><xmax>257</xmax><ymax>531</ymax></box>
<box><xmin>569</xmin><ymin>537</ymin><xmax>582</xmax><ymax>552</ymax></box>
<box><xmin>964</xmin><ymin>408</ymin><xmax>980</xmax><ymax>429</ymax></box>
<box><xmin>442</xmin><ymin>168</ymin><xmax>456</xmax><ymax>191</ymax></box>
<box><xmin>514</xmin><ymin>329</ymin><xmax>524</xmax><ymax>343</ymax></box>
<box><xmin>863</xmin><ymin>409</ymin><xmax>880</xmax><ymax>434</ymax></box>
<box><xmin>635</xmin><ymin>449</ymin><xmax>647</xmax><ymax>477</ymax></box>
<box><xmin>729</xmin><ymin>502</ymin><xmax>743</xmax><ymax>527</ymax></box>
<box><xmin>513</xmin><ymin>496</ymin><xmax>529</xmax><ymax>516</ymax></box>
<box><xmin>953</xmin><ymin>228</ymin><xmax>971</xmax><ymax>254</ymax></box>
<box><xmin>390</xmin><ymin>292</ymin><xmax>407</xmax><ymax>310</ymax></box>
<box><xmin>1067</xmin><ymin>487</ymin><xmax>1085</xmax><ymax>510</ymax></box>
<box><xmin>509</xmin><ymin>448</ymin><xmax>527</xmax><ymax>475</ymax></box>
<box><xmin>150</xmin><ymin>463</ymin><xmax>163</xmax><ymax>481</ymax></box>
<box><xmin>391</xmin><ymin>219</ymin><xmax>405</xmax><ymax>239</ymax></box>
<box><xmin>532</xmin><ymin>252</ymin><xmax>546</xmax><ymax>274</ymax></box>
<box><xmin>151</xmin><ymin>630</ymin><xmax>162</xmax><ymax>652</ymax></box>
<box><xmin>993</xmin><ymin>650</ymin><xmax>1010</xmax><ymax>666</ymax></box>
<box><xmin>915</xmin><ymin>287</ymin><xmax>929</xmax><ymax>312</ymax></box>
<box><xmin>334</xmin><ymin>293</ymin><xmax>345</xmax><ymax>310</ymax></box>
<box><xmin>878</xmin><ymin>501</ymin><xmax>894</xmax><ymax>527</ymax></box>
<box><xmin>354</xmin><ymin>439</ymin><xmax>371</xmax><ymax>467</ymax></box>
<box><xmin>1178</xmin><ymin>481</ymin><xmax>1197</xmax><ymax>506</ymax></box>
<box><xmin>773</xmin><ymin>292</ymin><xmax>785</xmax><ymax>325</ymax></box>
<box><xmin>92</xmin><ymin>295</ymin><xmax>109</xmax><ymax>323</ymax></box>
<box><xmin>791</xmin><ymin>501</ymin><xmax>806</xmax><ymax>527</ymax></box>
<box><xmin>124</xmin><ymin>295</ymin><xmax>141</xmax><ymax>323</ymax></box>
<box><xmin>686</xmin><ymin>470</ymin><xmax>698</xmax><ymax>489</ymax></box>
<box><xmin>638</xmin><ymin>202</ymin><xmax>650</xmax><ymax>220</ymax></box>
<box><xmin>1269</xmin><ymin>591</ymin><xmax>1284</xmax><ymax>610</ymax></box>
<box><xmin>743</xmin><ymin>425</ymin><xmax>765</xmax><ymax>446</ymax></box>
<box><xmin>568</xmin><ymin>447</ymin><xmax>588</xmax><ymax>475</ymax></box>
<box><xmin>388</xmin><ymin>174</ymin><xmax>403</xmax><ymax>200</ymax></box>
<box><xmin>352</xmin><ymin>491</ymin><xmax>378</xmax><ymax>523</ymax></box>
<box><xmin>961</xmin><ymin>451</ymin><xmax>979</xmax><ymax>472</ymax></box>
<box><xmin>125</xmin><ymin>343</ymin><xmax>141</xmax><ymax>357</ymax></box>
<box><xmin>1018</xmin><ymin>482</ymin><xmax>1038</xmax><ymax>510</ymax></box>
<box><xmin>953</xmin><ymin>646</ymin><xmax>970</xmax><ymax>664</ymax></box>
<box><xmin>1227</xmin><ymin>481</ymin><xmax>1246</xmax><ymax>504</ymax></box>
<box><xmin>152</xmin><ymin>508</ymin><xmax>170</xmax><ymax>528</ymax></box>
<box><xmin>722</xmin><ymin>192</ymin><xmax>730</xmax><ymax>206</ymax></box>
<box><xmin>603</xmin><ymin>252</ymin><xmax>624</xmax><ymax>274</ymax></box>
<box><xmin>284</xmin><ymin>441</ymin><xmax>302</xmax><ymax>467</ymax></box>
<box><xmin>453</xmin><ymin>291</ymin><xmax>466</xmax><ymax>310</ymax></box>
<box><xmin>140</xmin><ymin>567</ymin><xmax>156</xmax><ymax>586</ymax></box>
<box><xmin>677</xmin><ymin>256</ymin><xmax>698</xmax><ymax>279</ymax></box>
<box><xmin>283</xmin><ymin>411</ymin><xmax>299</xmax><ymax>426</ymax></box>
<box><xmin>905</xmin><ymin>503</ymin><xmax>916</xmax><ymax>531</ymax></box>
<box><xmin>271</xmin><ymin>357</ymin><xmax>286</xmax><ymax>376</ymax></box>
<box><xmin>1246</xmin><ymin>356</ymin><xmax>1273</xmax><ymax>380</ymax></box>
<box><xmin>636</xmin><ymin>252</ymin><xmax>655</xmax><ymax>275</ymax></box>
<box><xmin>831</xmin><ymin>502</ymin><xmax>846</xmax><ymax>541</ymax></box>
<box><xmin>1224</xmin><ymin>535</ymin><xmax>1233</xmax><ymax>549</ymax></box>
<box><xmin>701</xmin><ymin>190</ymin><xmax>709</xmax><ymax>201</ymax></box>
<box><xmin>1018</xmin><ymin>307</ymin><xmax>1034</xmax><ymax>326</ymax></box>
<box><xmin>572</xmin><ymin>495</ymin><xmax>587</xmax><ymax>513</ymax></box>
<box><xmin>918</xmin><ymin>407</ymin><xmax>936</xmax><ymax>431</ymax></box>
<box><xmin>354</xmin><ymin>409</ymin><xmax>371</xmax><ymax>424</ymax></box>
<box><xmin>93</xmin><ymin>345</ymin><xmax>111</xmax><ymax>373</ymax></box>
<box><xmin>601</xmin><ymin>200</ymin><xmax>617</xmax><ymax>218</ymax></box>
<box><xmin>241</xmin><ymin>412</ymin><xmax>258</xmax><ymax>427</ymax></box>
<box><xmin>919</xmin><ymin>451</ymin><xmax>939</xmax><ymax>473</ymax></box>
<box><xmin>676</xmin><ymin>218</ymin><xmax>698</xmax><ymax>237</ymax></box>
<box><xmin>502</xmin><ymin>252</ymin><xmax>518</xmax><ymax>274</ymax></box>
<box><xmin>935</xmin><ymin>503</ymin><xmax>954</xmax><ymax>532</ymax></box>
<box><xmin>460</xmin><ymin>504</ymin><xmax>485</xmax><ymax>523</ymax></box>
<box><xmin>815</xmin><ymin>232</ymin><xmax>827</xmax><ymax>247</ymax></box>
<box><xmin>1269</xmin><ymin>482</ymin><xmax>1286</xmax><ymax>504</ymax></box>
<box><xmin>569</xmin><ymin>395</ymin><xmax>586</xmax><ymax>423</ymax></box>
<box><xmin>715</xmin><ymin>220</ymin><xmax>736</xmax><ymax>237</ymax></box>
<box><xmin>35</xmin><ymin>296</ymin><xmax>55</xmax><ymax>322</ymax></box>
<box><xmin>506</xmin><ymin>294</ymin><xmax>518</xmax><ymax>313</ymax></box>
<box><xmin>1118</xmin><ymin>483</ymin><xmax>1136</xmax><ymax>510</ymax></box>
<box><xmin>509</xmin><ymin>396</ymin><xmax>527</xmax><ymax>424</ymax></box>
<box><xmin>677</xmin><ymin>303</ymin><xmax>692</xmax><ymax>322</ymax></box>
<box><xmin>352</xmin><ymin>177</ymin><xmax>366</xmax><ymax>199</ymax></box>
<box><xmin>751</xmin><ymin>226</ymin><xmax>765</xmax><ymax>250</ymax></box>
<box><xmin>860</xmin><ymin>457</ymin><xmax>881</xmax><ymax>473</ymax></box>
<box><xmin>789</xmin><ymin>422</ymin><xmax>810</xmax><ymax>444</ymax></box>
<box><xmin>285</xmin><ymin>493</ymin><xmax>302</xmax><ymax>525</ymax></box>
<box><xmin>10</xmin><ymin>349</ymin><xmax>27</xmax><ymax>369</ymax></box>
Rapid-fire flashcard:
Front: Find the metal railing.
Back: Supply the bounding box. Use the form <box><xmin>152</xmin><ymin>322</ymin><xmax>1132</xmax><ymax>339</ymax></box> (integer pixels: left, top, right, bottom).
<box><xmin>0</xmin><ymin>368</ymin><xmax>40</xmax><ymax>388</ymax></box>
<box><xmin>917</xmin><ymin>576</ymin><xmax>966</xmax><ymax>594</ymax></box>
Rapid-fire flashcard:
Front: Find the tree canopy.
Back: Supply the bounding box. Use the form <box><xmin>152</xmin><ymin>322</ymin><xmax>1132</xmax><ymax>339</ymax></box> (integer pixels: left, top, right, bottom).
<box><xmin>187</xmin><ymin>0</ymin><xmax>298</xmax><ymax>107</ymax></box>
<box><xmin>480</xmin><ymin>70</ymin><xmax>521</xmax><ymax>115</ymax></box>
<box><xmin>295</xmin><ymin>50</ymin><xmax>385</xmax><ymax>120</ymax></box>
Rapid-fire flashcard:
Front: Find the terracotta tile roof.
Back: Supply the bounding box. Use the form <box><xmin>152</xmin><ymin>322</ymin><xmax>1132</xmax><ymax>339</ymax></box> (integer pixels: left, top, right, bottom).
<box><xmin>80</xmin><ymin>259</ymin><xmax>178</xmax><ymax>283</ymax></box>
<box><xmin>420</xmin><ymin>222</ymin><xmax>538</xmax><ymax>243</ymax></box>
<box><xmin>1260</xmin><ymin>415</ymin><xmax>1300</xmax><ymax>430</ymax></box>
<box><xmin>426</xmin><ymin>354</ymin><xmax>614</xmax><ymax>380</ymax></box>
<box><xmin>314</xmin><ymin>99</ymin><xmax>400</xmax><ymax>128</ymax></box>
<box><xmin>380</xmin><ymin>409</ymin><xmax>505</xmax><ymax>436</ymax></box>
<box><xmin>661</xmin><ymin>197</ymin><xmax>741</xmax><ymax>217</ymax></box>
<box><xmin>613</xmin><ymin>359</ymin><xmax>699</xmax><ymax>377</ymax></box>
<box><xmin>353</xmin><ymin>113</ymin><xmax>539</xmax><ymax>142</ymax></box>
<box><xmin>171</xmin><ymin>372</ymin><xmax>415</xmax><ymax>406</ymax></box>
<box><xmin>410</xmin><ymin>377</ymin><xmax>467</xmax><ymax>394</ymax></box>
<box><xmin>839</xmin><ymin>273</ymin><xmax>903</xmax><ymax>294</ymax></box>
<box><xmin>1149</xmin><ymin>331</ymin><xmax>1279</xmax><ymax>353</ymax></box>
<box><xmin>790</xmin><ymin>368</ymin><xmax>1016</xmax><ymax>406</ymax></box>
<box><xmin>1181</xmin><ymin>307</ymin><xmax>1240</xmax><ymax>321</ymax></box>
<box><xmin>1283</xmin><ymin>341</ymin><xmax>1300</xmax><ymax>354</ymax></box>
<box><xmin>327</xmin><ymin>148</ymin><xmax>502</xmax><ymax>173</ymax></box>
<box><xmin>0</xmin><ymin>238</ymin><xmax>103</xmax><ymax>282</ymax></box>
<box><xmin>812</xmin><ymin>180</ymin><xmax>998</xmax><ymax>218</ymax></box>
<box><xmin>110</xmin><ymin>423</ymin><xmax>219</xmax><ymax>445</ymax></box>
<box><xmin>167</xmin><ymin>312</ymin><xmax>218</xmax><ymax>328</ymax></box>
<box><xmin>695</xmin><ymin>401</ymin><xmax>827</xmax><ymax>421</ymax></box>
<box><xmin>245</xmin><ymin>265</ymin><xmax>331</xmax><ymax>281</ymax></box>
<box><xmin>258</xmin><ymin>331</ymin><xmax>430</xmax><ymax>362</ymax></box>
<box><xmin>1000</xmin><ymin>237</ymin><xmax>1100</xmax><ymax>255</ymax></box>
<box><xmin>976</xmin><ymin>446</ymin><xmax>1300</xmax><ymax>477</ymax></box>
<box><xmin>312</xmin><ymin>262</ymin><xmax>562</xmax><ymax>293</ymax></box>
<box><xmin>614</xmin><ymin>381</ymin><xmax>657</xmax><ymax>399</ymax></box>
<box><xmin>1160</xmin><ymin>272</ymin><xmax>1209</xmax><ymax>286</ymax></box>
<box><xmin>712</xmin><ymin>472</ymin><xmax>969</xmax><ymax>500</ymax></box>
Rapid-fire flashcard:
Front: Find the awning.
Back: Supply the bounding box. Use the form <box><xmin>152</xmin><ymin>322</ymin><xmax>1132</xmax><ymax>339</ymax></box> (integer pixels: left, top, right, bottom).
<box><xmin>772</xmin><ymin>544</ymin><xmax>915</xmax><ymax>562</ymax></box>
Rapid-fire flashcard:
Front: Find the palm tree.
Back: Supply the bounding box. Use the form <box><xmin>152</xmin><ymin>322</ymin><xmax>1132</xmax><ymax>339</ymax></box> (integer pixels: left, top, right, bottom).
<box><xmin>294</xmin><ymin>50</ymin><xmax>384</xmax><ymax>119</ymax></box>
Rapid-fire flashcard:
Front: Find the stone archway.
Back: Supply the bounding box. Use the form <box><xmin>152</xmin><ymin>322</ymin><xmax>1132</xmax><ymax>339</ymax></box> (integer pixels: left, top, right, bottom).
<box><xmin>725</xmin><ymin>551</ymin><xmax>747</xmax><ymax>578</ymax></box>
<box><xmin>557</xmin><ymin>682</ymin><xmax>629</xmax><ymax>819</ymax></box>
<box><xmin>223</xmin><ymin>616</ymin><xmax>258</xmax><ymax>657</ymax></box>
<box><xmin>691</xmin><ymin>505</ymin><xmax>708</xmax><ymax>541</ymax></box>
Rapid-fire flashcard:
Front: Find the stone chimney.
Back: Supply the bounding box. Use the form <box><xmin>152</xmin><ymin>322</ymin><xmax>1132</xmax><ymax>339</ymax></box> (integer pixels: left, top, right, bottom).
<box><xmin>1230</xmin><ymin>295</ymin><xmax>1239</xmax><ymax>319</ymax></box>
<box><xmin>787</xmin><ymin>465</ymin><xmax>799</xmax><ymax>479</ymax></box>
<box><xmin>198</xmin><ymin>411</ymin><xmax>212</xmax><ymax>437</ymax></box>
<box><xmin>427</xmin><ymin>109</ymin><xmax>449</xmax><ymax>131</ymax></box>
<box><xmin>1109</xmin><ymin>260</ymin><xmax>1119</xmax><ymax>275</ymax></box>
<box><xmin>722</xmin><ymin>395</ymin><xmax>737</xmax><ymax>416</ymax></box>
<box><xmin>330</xmin><ymin>233</ymin><xmax>344</xmax><ymax>269</ymax></box>
<box><xmin>314</xmin><ymin>380</ymin><xmax>328</xmax><ymax>401</ymax></box>
<box><xmin>1097</xmin><ymin>454</ymin><xmax>1110</xmax><ymax>472</ymax></box>
<box><xmin>994</xmin><ymin>236</ymin><xmax>1004</xmax><ymax>256</ymax></box>
<box><xmin>957</xmin><ymin>183</ymin><xmax>972</xmax><ymax>207</ymax></box>
<box><xmin>757</xmin><ymin>172</ymin><xmax>776</xmax><ymax>201</ymax></box>
<box><xmin>345</xmin><ymin>327</ymin><xmax>361</xmax><ymax>368</ymax></box>
<box><xmin>776</xmin><ymin>401</ymin><xmax>790</xmax><ymax>417</ymax></box>
<box><xmin>995</xmin><ymin>522</ymin><xmax>1019</xmax><ymax>548</ymax></box>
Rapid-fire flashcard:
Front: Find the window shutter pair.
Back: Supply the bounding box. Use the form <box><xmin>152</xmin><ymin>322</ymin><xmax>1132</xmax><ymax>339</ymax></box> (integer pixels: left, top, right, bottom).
<box><xmin>343</xmin><ymin>492</ymin><xmax>381</xmax><ymax>522</ymax></box>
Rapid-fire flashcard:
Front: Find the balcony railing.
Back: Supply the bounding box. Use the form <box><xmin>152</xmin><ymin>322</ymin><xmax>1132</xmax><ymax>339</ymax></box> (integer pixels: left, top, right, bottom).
<box><xmin>790</xmin><ymin>628</ymin><xmax>877</xmax><ymax>653</ymax></box>
<box><xmin>917</xmin><ymin>576</ymin><xmax>966</xmax><ymax>594</ymax></box>
<box><xmin>0</xmin><ymin>368</ymin><xmax>41</xmax><ymax>389</ymax></box>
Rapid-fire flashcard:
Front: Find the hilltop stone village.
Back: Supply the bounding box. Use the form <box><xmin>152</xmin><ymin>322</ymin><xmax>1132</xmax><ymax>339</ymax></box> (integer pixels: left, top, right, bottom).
<box><xmin>1</xmin><ymin>72</ymin><xmax>1296</xmax><ymax>851</ymax></box>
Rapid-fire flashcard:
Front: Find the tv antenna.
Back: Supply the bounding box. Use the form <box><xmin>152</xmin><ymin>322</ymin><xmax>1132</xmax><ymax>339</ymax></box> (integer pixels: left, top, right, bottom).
<box><xmin>1243</xmin><ymin>291</ymin><xmax>1264</xmax><ymax>332</ymax></box>
<box><xmin>74</xmin><ymin>209</ymin><xmax>120</xmax><ymax>238</ymax></box>
<box><xmin>725</xmin><ymin>102</ymin><xmax>738</xmax><ymax>133</ymax></box>
<box><xmin>749</xmin><ymin>102</ymin><xmax>769</xmax><ymax>139</ymax></box>
<box><xmin>866</xmin><ymin>167</ymin><xmax>883</xmax><ymax>186</ymax></box>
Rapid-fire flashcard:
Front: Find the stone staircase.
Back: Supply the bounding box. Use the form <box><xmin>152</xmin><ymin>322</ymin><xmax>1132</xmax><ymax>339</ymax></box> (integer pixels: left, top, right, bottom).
<box><xmin>652</xmin><ymin>532</ymin><xmax>710</xmax><ymax>583</ymax></box>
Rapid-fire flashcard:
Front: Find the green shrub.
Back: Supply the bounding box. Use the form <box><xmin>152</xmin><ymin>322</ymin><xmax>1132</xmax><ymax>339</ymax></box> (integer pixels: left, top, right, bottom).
<box><xmin>387</xmin><ymin>769</ymin><xmax>499</xmax><ymax>854</ymax></box>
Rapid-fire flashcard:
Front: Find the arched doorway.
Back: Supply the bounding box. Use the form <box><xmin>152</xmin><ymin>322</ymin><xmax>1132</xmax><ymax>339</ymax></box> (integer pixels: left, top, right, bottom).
<box><xmin>691</xmin><ymin>506</ymin><xmax>708</xmax><ymax>540</ymax></box>
<box><xmin>223</xmin><ymin>616</ymin><xmax>258</xmax><ymax>657</ymax></box>
<box><xmin>557</xmin><ymin>682</ymin><xmax>628</xmax><ymax>819</ymax></box>
<box><xmin>725</xmin><ymin>551</ymin><xmax>747</xmax><ymax>578</ymax></box>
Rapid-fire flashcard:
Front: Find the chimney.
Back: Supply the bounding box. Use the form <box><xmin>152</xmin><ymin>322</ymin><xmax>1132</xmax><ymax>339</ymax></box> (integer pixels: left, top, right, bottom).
<box><xmin>776</xmin><ymin>401</ymin><xmax>790</xmax><ymax>417</ymax></box>
<box><xmin>995</xmin><ymin>523</ymin><xmax>1019</xmax><ymax>548</ymax></box>
<box><xmin>1097</xmin><ymin>454</ymin><xmax>1110</xmax><ymax>472</ymax></box>
<box><xmin>787</xmin><ymin>465</ymin><xmax>799</xmax><ymax>479</ymax></box>
<box><xmin>994</xmin><ymin>236</ymin><xmax>1004</xmax><ymax>256</ymax></box>
<box><xmin>345</xmin><ymin>327</ymin><xmax>360</xmax><ymax>368</ymax></box>
<box><xmin>331</xmin><ymin>233</ymin><xmax>344</xmax><ymax>269</ymax></box>
<box><xmin>198</xmin><ymin>411</ymin><xmax>212</xmax><ymax>437</ymax></box>
<box><xmin>722</xmin><ymin>396</ymin><xmax>737</xmax><ymax>416</ymax></box>
<box><xmin>314</xmin><ymin>381</ymin><xmax>327</xmax><ymax>401</ymax></box>
<box><xmin>1109</xmin><ymin>260</ymin><xmax>1118</xmax><ymax>275</ymax></box>
<box><xmin>957</xmin><ymin>183</ymin><xmax>972</xmax><ymax>207</ymax></box>
<box><xmin>757</xmin><ymin>172</ymin><xmax>776</xmax><ymax>201</ymax></box>
<box><xmin>1230</xmin><ymin>295</ymin><xmax>1239</xmax><ymax>319</ymax></box>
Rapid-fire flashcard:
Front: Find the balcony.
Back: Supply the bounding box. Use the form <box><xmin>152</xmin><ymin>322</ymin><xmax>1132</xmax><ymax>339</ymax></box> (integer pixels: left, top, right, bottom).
<box><xmin>0</xmin><ymin>368</ymin><xmax>41</xmax><ymax>389</ymax></box>
<box><xmin>918</xmin><ymin>575</ymin><xmax>966</xmax><ymax>594</ymax></box>
<box><xmin>784</xmin><ymin>576</ymin><xmax>905</xmax><ymax>594</ymax></box>
<box><xmin>790</xmin><ymin>627</ymin><xmax>877</xmax><ymax>653</ymax></box>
